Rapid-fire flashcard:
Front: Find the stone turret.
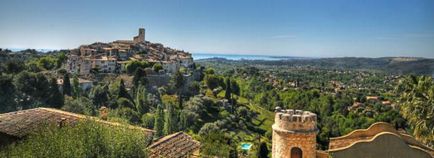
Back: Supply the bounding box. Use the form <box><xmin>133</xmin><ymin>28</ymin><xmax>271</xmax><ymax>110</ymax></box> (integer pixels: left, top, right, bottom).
<box><xmin>272</xmin><ymin>108</ymin><xmax>318</xmax><ymax>158</ymax></box>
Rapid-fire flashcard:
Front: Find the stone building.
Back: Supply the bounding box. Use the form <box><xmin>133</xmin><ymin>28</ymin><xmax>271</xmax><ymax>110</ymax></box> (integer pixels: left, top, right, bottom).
<box><xmin>272</xmin><ymin>108</ymin><xmax>434</xmax><ymax>158</ymax></box>
<box><xmin>272</xmin><ymin>108</ymin><xmax>318</xmax><ymax>158</ymax></box>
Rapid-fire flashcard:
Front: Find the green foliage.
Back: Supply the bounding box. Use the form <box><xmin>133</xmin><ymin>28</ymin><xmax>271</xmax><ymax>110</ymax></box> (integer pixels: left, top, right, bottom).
<box><xmin>199</xmin><ymin>131</ymin><xmax>231</xmax><ymax>157</ymax></box>
<box><xmin>258</xmin><ymin>142</ymin><xmax>269</xmax><ymax>158</ymax></box>
<box><xmin>46</xmin><ymin>78</ymin><xmax>64</xmax><ymax>108</ymax></box>
<box><xmin>154</xmin><ymin>104</ymin><xmax>165</xmax><ymax>138</ymax></box>
<box><xmin>0</xmin><ymin>74</ymin><xmax>17</xmax><ymax>113</ymax></box>
<box><xmin>396</xmin><ymin>75</ymin><xmax>434</xmax><ymax>147</ymax></box>
<box><xmin>163</xmin><ymin>103</ymin><xmax>178</xmax><ymax>135</ymax></box>
<box><xmin>125</xmin><ymin>60</ymin><xmax>152</xmax><ymax>74</ymax></box>
<box><xmin>89</xmin><ymin>84</ymin><xmax>110</xmax><ymax>107</ymax></box>
<box><xmin>132</xmin><ymin>68</ymin><xmax>147</xmax><ymax>87</ymax></box>
<box><xmin>3</xmin><ymin>61</ymin><xmax>25</xmax><ymax>74</ymax></box>
<box><xmin>118</xmin><ymin>79</ymin><xmax>132</xmax><ymax>101</ymax></box>
<box><xmin>13</xmin><ymin>71</ymin><xmax>51</xmax><ymax>109</ymax></box>
<box><xmin>152</xmin><ymin>63</ymin><xmax>163</xmax><ymax>72</ymax></box>
<box><xmin>114</xmin><ymin>107</ymin><xmax>141</xmax><ymax>124</ymax></box>
<box><xmin>62</xmin><ymin>73</ymin><xmax>72</xmax><ymax>96</ymax></box>
<box><xmin>141</xmin><ymin>113</ymin><xmax>155</xmax><ymax>129</ymax></box>
<box><xmin>225</xmin><ymin>78</ymin><xmax>232</xmax><ymax>100</ymax></box>
<box><xmin>0</xmin><ymin>120</ymin><xmax>150</xmax><ymax>157</ymax></box>
<box><xmin>72</xmin><ymin>76</ymin><xmax>81</xmax><ymax>98</ymax></box>
<box><xmin>62</xmin><ymin>96</ymin><xmax>96</xmax><ymax>116</ymax></box>
<box><xmin>135</xmin><ymin>84</ymin><xmax>149</xmax><ymax>114</ymax></box>
<box><xmin>205</xmin><ymin>74</ymin><xmax>223</xmax><ymax>90</ymax></box>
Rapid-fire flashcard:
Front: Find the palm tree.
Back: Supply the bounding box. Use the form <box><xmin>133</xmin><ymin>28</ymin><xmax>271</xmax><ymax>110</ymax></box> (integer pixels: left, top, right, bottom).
<box><xmin>396</xmin><ymin>75</ymin><xmax>434</xmax><ymax>147</ymax></box>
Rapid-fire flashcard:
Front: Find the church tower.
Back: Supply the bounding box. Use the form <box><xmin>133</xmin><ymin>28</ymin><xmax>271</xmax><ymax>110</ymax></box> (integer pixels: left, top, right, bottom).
<box><xmin>272</xmin><ymin>108</ymin><xmax>318</xmax><ymax>158</ymax></box>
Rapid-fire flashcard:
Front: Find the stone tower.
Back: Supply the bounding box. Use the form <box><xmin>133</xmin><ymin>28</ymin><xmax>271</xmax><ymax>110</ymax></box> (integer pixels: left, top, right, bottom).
<box><xmin>272</xmin><ymin>108</ymin><xmax>318</xmax><ymax>158</ymax></box>
<box><xmin>134</xmin><ymin>28</ymin><xmax>145</xmax><ymax>43</ymax></box>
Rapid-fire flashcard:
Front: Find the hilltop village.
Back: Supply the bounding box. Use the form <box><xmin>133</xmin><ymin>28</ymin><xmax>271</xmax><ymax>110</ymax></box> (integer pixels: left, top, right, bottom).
<box><xmin>0</xmin><ymin>29</ymin><xmax>433</xmax><ymax>158</ymax></box>
<box><xmin>66</xmin><ymin>28</ymin><xmax>193</xmax><ymax>76</ymax></box>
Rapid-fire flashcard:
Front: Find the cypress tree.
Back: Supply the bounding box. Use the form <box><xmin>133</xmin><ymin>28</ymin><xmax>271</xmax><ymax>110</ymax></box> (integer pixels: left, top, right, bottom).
<box><xmin>172</xmin><ymin>71</ymin><xmax>185</xmax><ymax>108</ymax></box>
<box><xmin>225</xmin><ymin>78</ymin><xmax>232</xmax><ymax>101</ymax></box>
<box><xmin>154</xmin><ymin>104</ymin><xmax>165</xmax><ymax>138</ymax></box>
<box><xmin>47</xmin><ymin>78</ymin><xmax>64</xmax><ymax>108</ymax></box>
<box><xmin>258</xmin><ymin>142</ymin><xmax>269</xmax><ymax>158</ymax></box>
<box><xmin>118</xmin><ymin>79</ymin><xmax>132</xmax><ymax>100</ymax></box>
<box><xmin>163</xmin><ymin>103</ymin><xmax>178</xmax><ymax>135</ymax></box>
<box><xmin>62</xmin><ymin>73</ymin><xmax>71</xmax><ymax>96</ymax></box>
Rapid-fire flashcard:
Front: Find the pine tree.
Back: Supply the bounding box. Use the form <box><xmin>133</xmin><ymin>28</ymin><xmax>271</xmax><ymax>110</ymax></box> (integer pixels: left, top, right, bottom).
<box><xmin>62</xmin><ymin>73</ymin><xmax>71</xmax><ymax>96</ymax></box>
<box><xmin>154</xmin><ymin>104</ymin><xmax>165</xmax><ymax>138</ymax></box>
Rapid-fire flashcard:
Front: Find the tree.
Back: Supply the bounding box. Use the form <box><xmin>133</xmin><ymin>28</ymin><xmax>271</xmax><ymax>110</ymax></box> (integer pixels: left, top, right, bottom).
<box><xmin>153</xmin><ymin>63</ymin><xmax>163</xmax><ymax>72</ymax></box>
<box><xmin>154</xmin><ymin>104</ymin><xmax>165</xmax><ymax>138</ymax></box>
<box><xmin>164</xmin><ymin>103</ymin><xmax>178</xmax><ymax>135</ymax></box>
<box><xmin>134</xmin><ymin>84</ymin><xmax>149</xmax><ymax>114</ymax></box>
<box><xmin>63</xmin><ymin>73</ymin><xmax>71</xmax><ymax>96</ymax></box>
<box><xmin>0</xmin><ymin>74</ymin><xmax>17</xmax><ymax>113</ymax></box>
<box><xmin>72</xmin><ymin>76</ymin><xmax>81</xmax><ymax>98</ymax></box>
<box><xmin>118</xmin><ymin>79</ymin><xmax>132</xmax><ymax>101</ymax></box>
<box><xmin>231</xmin><ymin>80</ymin><xmax>240</xmax><ymax>96</ymax></box>
<box><xmin>258</xmin><ymin>142</ymin><xmax>269</xmax><ymax>158</ymax></box>
<box><xmin>4</xmin><ymin>61</ymin><xmax>25</xmax><ymax>74</ymax></box>
<box><xmin>62</xmin><ymin>96</ymin><xmax>96</xmax><ymax>115</ymax></box>
<box><xmin>14</xmin><ymin>71</ymin><xmax>50</xmax><ymax>108</ymax></box>
<box><xmin>225</xmin><ymin>78</ymin><xmax>232</xmax><ymax>101</ymax></box>
<box><xmin>205</xmin><ymin>75</ymin><xmax>220</xmax><ymax>90</ymax></box>
<box><xmin>132</xmin><ymin>68</ymin><xmax>147</xmax><ymax>87</ymax></box>
<box><xmin>396</xmin><ymin>75</ymin><xmax>434</xmax><ymax>147</ymax></box>
<box><xmin>172</xmin><ymin>71</ymin><xmax>185</xmax><ymax>108</ymax></box>
<box><xmin>46</xmin><ymin>78</ymin><xmax>64</xmax><ymax>108</ymax></box>
<box><xmin>89</xmin><ymin>84</ymin><xmax>110</xmax><ymax>107</ymax></box>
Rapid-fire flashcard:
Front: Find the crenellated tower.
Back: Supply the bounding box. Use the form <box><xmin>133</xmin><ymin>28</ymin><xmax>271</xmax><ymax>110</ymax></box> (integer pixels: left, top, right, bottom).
<box><xmin>272</xmin><ymin>108</ymin><xmax>318</xmax><ymax>158</ymax></box>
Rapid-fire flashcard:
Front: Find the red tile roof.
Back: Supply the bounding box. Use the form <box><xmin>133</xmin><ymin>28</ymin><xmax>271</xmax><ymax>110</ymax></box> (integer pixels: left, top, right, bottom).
<box><xmin>0</xmin><ymin>108</ymin><xmax>154</xmax><ymax>138</ymax></box>
<box><xmin>148</xmin><ymin>132</ymin><xmax>200</xmax><ymax>158</ymax></box>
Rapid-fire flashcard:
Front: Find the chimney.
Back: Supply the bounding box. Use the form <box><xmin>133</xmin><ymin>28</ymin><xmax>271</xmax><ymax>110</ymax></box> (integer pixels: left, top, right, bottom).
<box><xmin>100</xmin><ymin>106</ymin><xmax>108</xmax><ymax>120</ymax></box>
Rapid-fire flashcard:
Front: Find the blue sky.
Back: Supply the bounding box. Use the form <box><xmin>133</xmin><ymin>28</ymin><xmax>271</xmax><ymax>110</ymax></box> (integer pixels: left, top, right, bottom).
<box><xmin>0</xmin><ymin>0</ymin><xmax>433</xmax><ymax>58</ymax></box>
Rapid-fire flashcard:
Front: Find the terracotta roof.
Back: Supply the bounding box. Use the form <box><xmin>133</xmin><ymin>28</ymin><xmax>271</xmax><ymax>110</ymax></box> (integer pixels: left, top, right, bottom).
<box><xmin>0</xmin><ymin>108</ymin><xmax>154</xmax><ymax>138</ymax></box>
<box><xmin>148</xmin><ymin>132</ymin><xmax>200</xmax><ymax>158</ymax></box>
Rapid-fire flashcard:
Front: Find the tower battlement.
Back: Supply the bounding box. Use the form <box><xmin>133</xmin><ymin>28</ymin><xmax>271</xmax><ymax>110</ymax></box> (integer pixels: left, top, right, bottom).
<box><xmin>273</xmin><ymin>108</ymin><xmax>317</xmax><ymax>132</ymax></box>
<box><xmin>272</xmin><ymin>108</ymin><xmax>318</xmax><ymax>158</ymax></box>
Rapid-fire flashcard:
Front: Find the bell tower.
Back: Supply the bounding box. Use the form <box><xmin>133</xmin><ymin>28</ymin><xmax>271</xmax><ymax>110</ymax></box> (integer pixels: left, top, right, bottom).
<box><xmin>272</xmin><ymin>108</ymin><xmax>318</xmax><ymax>158</ymax></box>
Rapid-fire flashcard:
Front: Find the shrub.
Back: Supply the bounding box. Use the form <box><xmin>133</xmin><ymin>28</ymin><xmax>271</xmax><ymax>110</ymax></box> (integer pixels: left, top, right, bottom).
<box><xmin>0</xmin><ymin>120</ymin><xmax>150</xmax><ymax>157</ymax></box>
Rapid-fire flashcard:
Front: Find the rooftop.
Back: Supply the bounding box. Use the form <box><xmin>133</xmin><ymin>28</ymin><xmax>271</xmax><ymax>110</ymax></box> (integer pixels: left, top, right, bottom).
<box><xmin>148</xmin><ymin>132</ymin><xmax>200</xmax><ymax>158</ymax></box>
<box><xmin>0</xmin><ymin>108</ymin><xmax>154</xmax><ymax>138</ymax></box>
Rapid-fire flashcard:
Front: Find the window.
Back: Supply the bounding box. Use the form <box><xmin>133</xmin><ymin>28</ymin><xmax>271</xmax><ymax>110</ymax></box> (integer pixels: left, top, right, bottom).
<box><xmin>291</xmin><ymin>147</ymin><xmax>302</xmax><ymax>158</ymax></box>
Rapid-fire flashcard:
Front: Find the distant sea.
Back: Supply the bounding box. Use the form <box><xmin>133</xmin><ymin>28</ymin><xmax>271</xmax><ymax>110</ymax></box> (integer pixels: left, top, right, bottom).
<box><xmin>7</xmin><ymin>48</ymin><xmax>57</xmax><ymax>53</ymax></box>
<box><xmin>192</xmin><ymin>53</ymin><xmax>306</xmax><ymax>61</ymax></box>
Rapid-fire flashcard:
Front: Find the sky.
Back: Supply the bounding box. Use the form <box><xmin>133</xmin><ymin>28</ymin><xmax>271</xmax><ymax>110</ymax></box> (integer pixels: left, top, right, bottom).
<box><xmin>0</xmin><ymin>0</ymin><xmax>433</xmax><ymax>58</ymax></box>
